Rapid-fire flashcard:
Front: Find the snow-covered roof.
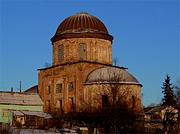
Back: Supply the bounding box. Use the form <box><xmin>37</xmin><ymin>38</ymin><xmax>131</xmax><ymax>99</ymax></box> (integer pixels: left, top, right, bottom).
<box><xmin>0</xmin><ymin>92</ymin><xmax>43</xmax><ymax>106</ymax></box>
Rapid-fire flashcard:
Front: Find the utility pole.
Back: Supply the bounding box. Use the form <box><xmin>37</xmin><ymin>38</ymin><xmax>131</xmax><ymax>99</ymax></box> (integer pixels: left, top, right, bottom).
<box><xmin>20</xmin><ymin>80</ymin><xmax>22</xmax><ymax>93</ymax></box>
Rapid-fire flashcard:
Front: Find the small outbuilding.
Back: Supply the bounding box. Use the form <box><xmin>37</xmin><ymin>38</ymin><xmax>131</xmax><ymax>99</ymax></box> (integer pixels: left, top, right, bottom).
<box><xmin>12</xmin><ymin>110</ymin><xmax>52</xmax><ymax>128</ymax></box>
<box><xmin>0</xmin><ymin>92</ymin><xmax>43</xmax><ymax>125</ymax></box>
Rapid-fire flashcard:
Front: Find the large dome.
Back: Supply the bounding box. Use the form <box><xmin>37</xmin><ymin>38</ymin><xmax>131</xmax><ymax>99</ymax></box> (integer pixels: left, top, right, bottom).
<box><xmin>56</xmin><ymin>12</ymin><xmax>108</xmax><ymax>34</ymax></box>
<box><xmin>51</xmin><ymin>13</ymin><xmax>113</xmax><ymax>42</ymax></box>
<box><xmin>85</xmin><ymin>66</ymin><xmax>142</xmax><ymax>86</ymax></box>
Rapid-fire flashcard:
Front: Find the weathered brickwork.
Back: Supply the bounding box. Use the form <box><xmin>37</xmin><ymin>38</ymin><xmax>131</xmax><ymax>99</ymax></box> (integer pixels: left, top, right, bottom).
<box><xmin>38</xmin><ymin>62</ymin><xmax>105</xmax><ymax>113</ymax></box>
<box><xmin>53</xmin><ymin>38</ymin><xmax>112</xmax><ymax>66</ymax></box>
<box><xmin>84</xmin><ymin>84</ymin><xmax>142</xmax><ymax>112</ymax></box>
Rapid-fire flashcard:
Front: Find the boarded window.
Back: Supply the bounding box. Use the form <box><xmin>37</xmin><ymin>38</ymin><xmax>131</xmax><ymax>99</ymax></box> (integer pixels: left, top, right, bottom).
<box><xmin>58</xmin><ymin>45</ymin><xmax>64</xmax><ymax>62</ymax></box>
<box><xmin>79</xmin><ymin>43</ymin><xmax>86</xmax><ymax>60</ymax></box>
<box><xmin>102</xmin><ymin>95</ymin><xmax>109</xmax><ymax>108</ymax></box>
<box><xmin>68</xmin><ymin>82</ymin><xmax>74</xmax><ymax>91</ymax></box>
<box><xmin>56</xmin><ymin>84</ymin><xmax>62</xmax><ymax>93</ymax></box>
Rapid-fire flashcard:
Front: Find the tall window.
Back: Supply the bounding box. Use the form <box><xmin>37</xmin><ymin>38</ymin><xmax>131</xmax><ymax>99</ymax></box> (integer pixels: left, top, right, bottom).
<box><xmin>58</xmin><ymin>45</ymin><xmax>64</xmax><ymax>62</ymax></box>
<box><xmin>56</xmin><ymin>84</ymin><xmax>62</xmax><ymax>93</ymax></box>
<box><xmin>57</xmin><ymin>100</ymin><xmax>63</xmax><ymax>112</ymax></box>
<box><xmin>48</xmin><ymin>86</ymin><xmax>51</xmax><ymax>94</ymax></box>
<box><xmin>60</xmin><ymin>100</ymin><xmax>63</xmax><ymax>111</ymax></box>
<box><xmin>132</xmin><ymin>95</ymin><xmax>136</xmax><ymax>108</ymax></box>
<box><xmin>79</xmin><ymin>43</ymin><xmax>86</xmax><ymax>60</ymax></box>
<box><xmin>68</xmin><ymin>82</ymin><xmax>74</xmax><ymax>91</ymax></box>
<box><xmin>102</xmin><ymin>95</ymin><xmax>109</xmax><ymax>108</ymax></box>
<box><xmin>69</xmin><ymin>97</ymin><xmax>75</xmax><ymax>111</ymax></box>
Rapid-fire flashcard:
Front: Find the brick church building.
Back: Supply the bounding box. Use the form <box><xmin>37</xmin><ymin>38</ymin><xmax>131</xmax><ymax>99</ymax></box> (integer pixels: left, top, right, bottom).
<box><xmin>38</xmin><ymin>13</ymin><xmax>142</xmax><ymax>114</ymax></box>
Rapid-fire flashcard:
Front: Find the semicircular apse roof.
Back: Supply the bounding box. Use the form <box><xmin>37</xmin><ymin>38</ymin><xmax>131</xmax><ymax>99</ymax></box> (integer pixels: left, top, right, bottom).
<box><xmin>85</xmin><ymin>66</ymin><xmax>142</xmax><ymax>86</ymax></box>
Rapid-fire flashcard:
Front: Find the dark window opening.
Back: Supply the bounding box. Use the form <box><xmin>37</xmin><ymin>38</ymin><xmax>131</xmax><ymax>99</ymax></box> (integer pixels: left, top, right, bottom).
<box><xmin>102</xmin><ymin>95</ymin><xmax>109</xmax><ymax>108</ymax></box>
<box><xmin>60</xmin><ymin>100</ymin><xmax>63</xmax><ymax>109</ymax></box>
<box><xmin>57</xmin><ymin>100</ymin><xmax>63</xmax><ymax>113</ymax></box>
<box><xmin>69</xmin><ymin>97</ymin><xmax>75</xmax><ymax>111</ymax></box>
<box><xmin>68</xmin><ymin>82</ymin><xmax>74</xmax><ymax>91</ymax></box>
<box><xmin>132</xmin><ymin>95</ymin><xmax>135</xmax><ymax>108</ymax></box>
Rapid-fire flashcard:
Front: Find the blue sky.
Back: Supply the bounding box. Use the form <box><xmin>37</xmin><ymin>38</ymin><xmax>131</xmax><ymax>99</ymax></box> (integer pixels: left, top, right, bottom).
<box><xmin>0</xmin><ymin>0</ymin><xmax>179</xmax><ymax>106</ymax></box>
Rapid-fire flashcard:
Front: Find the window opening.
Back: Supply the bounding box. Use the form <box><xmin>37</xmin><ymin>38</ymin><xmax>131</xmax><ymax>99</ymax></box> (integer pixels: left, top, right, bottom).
<box><xmin>48</xmin><ymin>86</ymin><xmax>51</xmax><ymax>94</ymax></box>
<box><xmin>132</xmin><ymin>95</ymin><xmax>135</xmax><ymax>108</ymax></box>
<box><xmin>56</xmin><ymin>84</ymin><xmax>62</xmax><ymax>93</ymax></box>
<box><xmin>79</xmin><ymin>43</ymin><xmax>86</xmax><ymax>60</ymax></box>
<box><xmin>68</xmin><ymin>82</ymin><xmax>74</xmax><ymax>91</ymax></box>
<box><xmin>58</xmin><ymin>45</ymin><xmax>64</xmax><ymax>62</ymax></box>
<box><xmin>102</xmin><ymin>95</ymin><xmax>109</xmax><ymax>108</ymax></box>
<box><xmin>69</xmin><ymin>97</ymin><xmax>75</xmax><ymax>111</ymax></box>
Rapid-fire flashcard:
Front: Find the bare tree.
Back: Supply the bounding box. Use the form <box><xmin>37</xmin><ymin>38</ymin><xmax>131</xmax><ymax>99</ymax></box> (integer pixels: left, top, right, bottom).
<box><xmin>161</xmin><ymin>106</ymin><xmax>179</xmax><ymax>134</ymax></box>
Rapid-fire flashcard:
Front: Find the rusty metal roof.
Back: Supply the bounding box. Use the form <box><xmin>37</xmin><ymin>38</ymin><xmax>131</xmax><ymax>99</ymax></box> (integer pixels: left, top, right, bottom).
<box><xmin>56</xmin><ymin>12</ymin><xmax>108</xmax><ymax>34</ymax></box>
<box><xmin>51</xmin><ymin>12</ymin><xmax>113</xmax><ymax>42</ymax></box>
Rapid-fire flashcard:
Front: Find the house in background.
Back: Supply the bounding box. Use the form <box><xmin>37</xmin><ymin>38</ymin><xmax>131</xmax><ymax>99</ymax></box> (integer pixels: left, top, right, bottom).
<box><xmin>0</xmin><ymin>92</ymin><xmax>43</xmax><ymax>125</ymax></box>
<box><xmin>144</xmin><ymin>105</ymin><xmax>179</xmax><ymax>133</ymax></box>
<box><xmin>144</xmin><ymin>106</ymin><xmax>178</xmax><ymax>122</ymax></box>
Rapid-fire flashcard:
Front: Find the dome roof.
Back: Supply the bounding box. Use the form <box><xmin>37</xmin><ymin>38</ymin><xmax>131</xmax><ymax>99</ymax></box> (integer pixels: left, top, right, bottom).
<box><xmin>51</xmin><ymin>13</ymin><xmax>113</xmax><ymax>42</ymax></box>
<box><xmin>85</xmin><ymin>66</ymin><xmax>142</xmax><ymax>86</ymax></box>
<box><xmin>56</xmin><ymin>12</ymin><xmax>108</xmax><ymax>34</ymax></box>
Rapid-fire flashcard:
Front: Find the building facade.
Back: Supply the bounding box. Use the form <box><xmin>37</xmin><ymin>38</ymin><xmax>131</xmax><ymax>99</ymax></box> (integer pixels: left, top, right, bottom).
<box><xmin>0</xmin><ymin>92</ymin><xmax>43</xmax><ymax>124</ymax></box>
<box><xmin>38</xmin><ymin>13</ymin><xmax>142</xmax><ymax>114</ymax></box>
